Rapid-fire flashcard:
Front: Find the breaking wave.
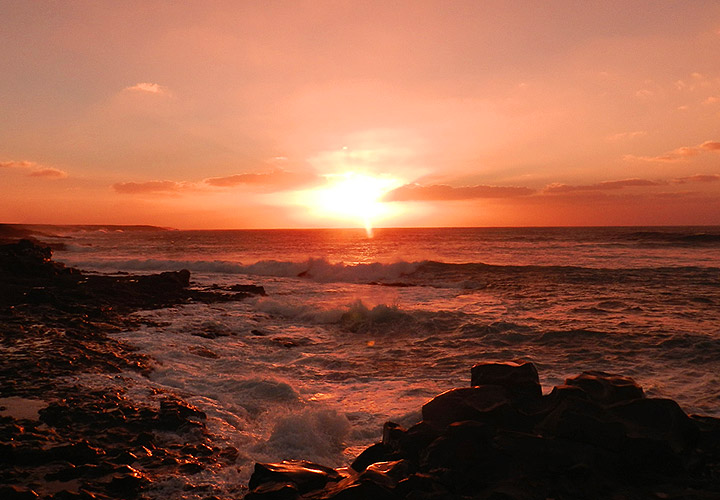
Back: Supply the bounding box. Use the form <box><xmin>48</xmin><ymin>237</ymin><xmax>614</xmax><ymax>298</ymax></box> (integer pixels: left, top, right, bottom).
<box><xmin>62</xmin><ymin>256</ymin><xmax>719</xmax><ymax>288</ymax></box>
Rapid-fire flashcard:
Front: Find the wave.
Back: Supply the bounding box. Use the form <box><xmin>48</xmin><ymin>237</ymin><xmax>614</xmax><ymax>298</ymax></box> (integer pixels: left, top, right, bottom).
<box><xmin>63</xmin><ymin>257</ymin><xmax>422</xmax><ymax>283</ymax></box>
<box><xmin>62</xmin><ymin>256</ymin><xmax>719</xmax><ymax>287</ymax></box>
<box><xmin>620</xmin><ymin>229</ymin><xmax>720</xmax><ymax>246</ymax></box>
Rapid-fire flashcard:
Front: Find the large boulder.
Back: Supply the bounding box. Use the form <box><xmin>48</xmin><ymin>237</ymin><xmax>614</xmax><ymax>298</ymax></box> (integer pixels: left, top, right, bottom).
<box><xmin>565</xmin><ymin>371</ymin><xmax>644</xmax><ymax>405</ymax></box>
<box><xmin>471</xmin><ymin>361</ymin><xmax>542</xmax><ymax>400</ymax></box>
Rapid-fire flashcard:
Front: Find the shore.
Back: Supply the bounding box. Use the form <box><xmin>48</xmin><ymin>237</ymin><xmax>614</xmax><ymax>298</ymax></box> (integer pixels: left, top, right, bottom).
<box><xmin>0</xmin><ymin>239</ymin><xmax>263</xmax><ymax>499</ymax></box>
<box><xmin>2</xmin><ymin>238</ymin><xmax>719</xmax><ymax>499</ymax></box>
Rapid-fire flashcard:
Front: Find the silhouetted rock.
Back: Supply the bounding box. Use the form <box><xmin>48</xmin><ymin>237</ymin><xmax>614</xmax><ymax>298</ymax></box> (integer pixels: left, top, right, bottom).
<box><xmin>246</xmin><ymin>362</ymin><xmax>720</xmax><ymax>500</ymax></box>
<box><xmin>565</xmin><ymin>370</ymin><xmax>644</xmax><ymax>405</ymax></box>
<box><xmin>470</xmin><ymin>360</ymin><xmax>542</xmax><ymax>400</ymax></box>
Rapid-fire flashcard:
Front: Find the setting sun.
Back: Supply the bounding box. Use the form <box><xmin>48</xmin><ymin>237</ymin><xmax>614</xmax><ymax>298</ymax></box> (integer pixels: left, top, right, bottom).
<box><xmin>300</xmin><ymin>172</ymin><xmax>402</xmax><ymax>236</ymax></box>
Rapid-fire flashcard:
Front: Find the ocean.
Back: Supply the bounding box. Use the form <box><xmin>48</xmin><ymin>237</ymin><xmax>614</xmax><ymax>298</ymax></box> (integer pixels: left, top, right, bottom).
<box><xmin>45</xmin><ymin>226</ymin><xmax>720</xmax><ymax>494</ymax></box>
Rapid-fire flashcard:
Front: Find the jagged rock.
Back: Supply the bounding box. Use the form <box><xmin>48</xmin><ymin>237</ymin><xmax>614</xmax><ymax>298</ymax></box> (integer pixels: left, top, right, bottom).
<box><xmin>565</xmin><ymin>371</ymin><xmax>644</xmax><ymax>405</ymax></box>
<box><xmin>470</xmin><ymin>360</ymin><xmax>542</xmax><ymax>399</ymax></box>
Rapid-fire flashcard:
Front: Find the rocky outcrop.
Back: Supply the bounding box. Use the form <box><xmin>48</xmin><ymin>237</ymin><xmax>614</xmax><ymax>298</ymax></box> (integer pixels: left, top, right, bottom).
<box><xmin>246</xmin><ymin>361</ymin><xmax>720</xmax><ymax>500</ymax></box>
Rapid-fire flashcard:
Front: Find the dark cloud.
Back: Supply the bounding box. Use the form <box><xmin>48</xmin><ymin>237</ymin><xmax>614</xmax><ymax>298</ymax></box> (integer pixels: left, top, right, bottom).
<box><xmin>383</xmin><ymin>183</ymin><xmax>535</xmax><ymax>202</ymax></box>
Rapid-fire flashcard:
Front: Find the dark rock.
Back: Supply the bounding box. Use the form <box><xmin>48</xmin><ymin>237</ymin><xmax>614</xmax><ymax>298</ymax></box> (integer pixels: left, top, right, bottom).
<box><xmin>470</xmin><ymin>360</ymin><xmax>542</xmax><ymax>400</ymax></box>
<box><xmin>536</xmin><ymin>397</ymin><xmax>625</xmax><ymax>451</ymax></box>
<box><xmin>382</xmin><ymin>421</ymin><xmax>406</xmax><ymax>451</ymax></box>
<box><xmin>48</xmin><ymin>441</ymin><xmax>105</xmax><ymax>464</ymax></box>
<box><xmin>421</xmin><ymin>386</ymin><xmax>508</xmax><ymax>429</ymax></box>
<box><xmin>609</xmin><ymin>398</ymin><xmax>699</xmax><ymax>453</ymax></box>
<box><xmin>0</xmin><ymin>485</ymin><xmax>39</xmax><ymax>500</ymax></box>
<box><xmin>321</xmin><ymin>470</ymin><xmax>398</xmax><ymax>500</ymax></box>
<box><xmin>421</xmin><ymin>420</ymin><xmax>494</xmax><ymax>472</ymax></box>
<box><xmin>248</xmin><ymin>461</ymin><xmax>342</xmax><ymax>495</ymax></box>
<box><xmin>179</xmin><ymin>461</ymin><xmax>205</xmax><ymax>474</ymax></box>
<box><xmin>565</xmin><ymin>371</ymin><xmax>644</xmax><ymax>406</ymax></box>
<box><xmin>245</xmin><ymin>364</ymin><xmax>720</xmax><ymax>499</ymax></box>
<box><xmin>229</xmin><ymin>284</ymin><xmax>267</xmax><ymax>295</ymax></box>
<box><xmin>351</xmin><ymin>442</ymin><xmax>391</xmax><ymax>472</ymax></box>
<box><xmin>397</xmin><ymin>422</ymin><xmax>441</xmax><ymax>464</ymax></box>
<box><xmin>245</xmin><ymin>481</ymin><xmax>299</xmax><ymax>500</ymax></box>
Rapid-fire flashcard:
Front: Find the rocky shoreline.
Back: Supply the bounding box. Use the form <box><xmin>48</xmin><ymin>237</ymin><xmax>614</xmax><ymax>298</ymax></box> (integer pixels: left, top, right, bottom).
<box><xmin>246</xmin><ymin>362</ymin><xmax>720</xmax><ymax>499</ymax></box>
<box><xmin>2</xmin><ymin>238</ymin><xmax>720</xmax><ymax>499</ymax></box>
<box><xmin>0</xmin><ymin>239</ymin><xmax>264</xmax><ymax>499</ymax></box>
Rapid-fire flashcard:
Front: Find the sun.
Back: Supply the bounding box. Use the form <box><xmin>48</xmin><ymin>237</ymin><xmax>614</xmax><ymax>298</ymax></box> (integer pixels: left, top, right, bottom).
<box><xmin>301</xmin><ymin>172</ymin><xmax>402</xmax><ymax>236</ymax></box>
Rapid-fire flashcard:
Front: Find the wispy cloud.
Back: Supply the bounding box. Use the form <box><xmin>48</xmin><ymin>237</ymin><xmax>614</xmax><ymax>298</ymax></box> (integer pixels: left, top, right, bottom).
<box><xmin>27</xmin><ymin>167</ymin><xmax>68</xmax><ymax>178</ymax></box>
<box><xmin>544</xmin><ymin>178</ymin><xmax>662</xmax><ymax>194</ymax></box>
<box><xmin>625</xmin><ymin>139</ymin><xmax>720</xmax><ymax>162</ymax></box>
<box><xmin>113</xmin><ymin>180</ymin><xmax>191</xmax><ymax>194</ymax></box>
<box><xmin>113</xmin><ymin>169</ymin><xmax>321</xmax><ymax>195</ymax></box>
<box><xmin>383</xmin><ymin>183</ymin><xmax>535</xmax><ymax>202</ymax></box>
<box><xmin>0</xmin><ymin>160</ymin><xmax>68</xmax><ymax>178</ymax></box>
<box><xmin>605</xmin><ymin>131</ymin><xmax>647</xmax><ymax>142</ymax></box>
<box><xmin>204</xmin><ymin>169</ymin><xmax>323</xmax><ymax>191</ymax></box>
<box><xmin>124</xmin><ymin>82</ymin><xmax>170</xmax><ymax>95</ymax></box>
<box><xmin>671</xmin><ymin>174</ymin><xmax>720</xmax><ymax>184</ymax></box>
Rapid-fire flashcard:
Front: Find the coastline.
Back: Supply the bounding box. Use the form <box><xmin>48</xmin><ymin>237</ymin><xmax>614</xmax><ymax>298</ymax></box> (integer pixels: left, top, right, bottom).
<box><xmin>0</xmin><ymin>239</ymin><xmax>263</xmax><ymax>499</ymax></box>
<box><xmin>2</xmin><ymin>237</ymin><xmax>719</xmax><ymax>499</ymax></box>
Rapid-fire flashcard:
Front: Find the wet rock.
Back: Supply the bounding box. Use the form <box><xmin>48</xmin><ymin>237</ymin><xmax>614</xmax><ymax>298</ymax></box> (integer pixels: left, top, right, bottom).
<box><xmin>248</xmin><ymin>461</ymin><xmax>342</xmax><ymax>495</ymax></box>
<box><xmin>249</xmin><ymin>365</ymin><xmax>720</xmax><ymax>500</ymax></box>
<box><xmin>179</xmin><ymin>461</ymin><xmax>205</xmax><ymax>474</ymax></box>
<box><xmin>565</xmin><ymin>371</ymin><xmax>644</xmax><ymax>405</ymax></box>
<box><xmin>245</xmin><ymin>481</ymin><xmax>299</xmax><ymax>500</ymax></box>
<box><xmin>470</xmin><ymin>360</ymin><xmax>542</xmax><ymax>400</ymax></box>
<box><xmin>351</xmin><ymin>442</ymin><xmax>392</xmax><ymax>472</ymax></box>
<box><xmin>229</xmin><ymin>284</ymin><xmax>267</xmax><ymax>295</ymax></box>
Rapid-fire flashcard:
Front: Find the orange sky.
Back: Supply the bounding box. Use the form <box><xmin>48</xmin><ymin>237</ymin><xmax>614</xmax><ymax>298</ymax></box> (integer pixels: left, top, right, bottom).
<box><xmin>2</xmin><ymin>1</ymin><xmax>720</xmax><ymax>229</ymax></box>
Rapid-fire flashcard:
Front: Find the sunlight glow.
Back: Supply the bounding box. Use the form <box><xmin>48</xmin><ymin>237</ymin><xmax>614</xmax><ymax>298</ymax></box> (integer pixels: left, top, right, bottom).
<box><xmin>302</xmin><ymin>172</ymin><xmax>402</xmax><ymax>236</ymax></box>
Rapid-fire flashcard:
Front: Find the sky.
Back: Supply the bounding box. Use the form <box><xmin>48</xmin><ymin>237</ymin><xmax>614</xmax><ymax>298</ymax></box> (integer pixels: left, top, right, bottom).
<box><xmin>2</xmin><ymin>0</ymin><xmax>720</xmax><ymax>229</ymax></box>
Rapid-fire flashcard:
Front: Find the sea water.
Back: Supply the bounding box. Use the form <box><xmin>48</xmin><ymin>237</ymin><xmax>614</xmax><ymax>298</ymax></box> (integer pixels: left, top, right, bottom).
<box><xmin>47</xmin><ymin>226</ymin><xmax>720</xmax><ymax>494</ymax></box>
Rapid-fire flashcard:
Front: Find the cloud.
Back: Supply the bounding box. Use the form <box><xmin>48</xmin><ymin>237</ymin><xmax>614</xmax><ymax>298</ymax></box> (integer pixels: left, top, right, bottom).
<box><xmin>204</xmin><ymin>169</ymin><xmax>322</xmax><ymax>190</ymax></box>
<box><xmin>27</xmin><ymin>167</ymin><xmax>68</xmax><ymax>178</ymax></box>
<box><xmin>700</xmin><ymin>141</ymin><xmax>720</xmax><ymax>151</ymax></box>
<box><xmin>671</xmin><ymin>174</ymin><xmax>720</xmax><ymax>184</ymax></box>
<box><xmin>605</xmin><ymin>131</ymin><xmax>647</xmax><ymax>142</ymax></box>
<box><xmin>1</xmin><ymin>160</ymin><xmax>37</xmax><ymax>169</ymax></box>
<box><xmin>124</xmin><ymin>82</ymin><xmax>170</xmax><ymax>95</ymax></box>
<box><xmin>113</xmin><ymin>180</ymin><xmax>190</xmax><ymax>194</ymax></box>
<box><xmin>626</xmin><ymin>139</ymin><xmax>720</xmax><ymax>162</ymax></box>
<box><xmin>0</xmin><ymin>160</ymin><xmax>68</xmax><ymax>178</ymax></box>
<box><xmin>383</xmin><ymin>183</ymin><xmax>535</xmax><ymax>202</ymax></box>
<box><xmin>544</xmin><ymin>178</ymin><xmax>662</xmax><ymax>194</ymax></box>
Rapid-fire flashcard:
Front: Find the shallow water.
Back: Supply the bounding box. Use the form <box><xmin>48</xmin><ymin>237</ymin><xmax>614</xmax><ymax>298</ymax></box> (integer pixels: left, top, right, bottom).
<box><xmin>48</xmin><ymin>226</ymin><xmax>720</xmax><ymax>495</ymax></box>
